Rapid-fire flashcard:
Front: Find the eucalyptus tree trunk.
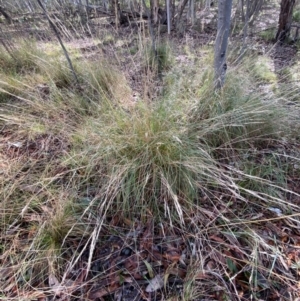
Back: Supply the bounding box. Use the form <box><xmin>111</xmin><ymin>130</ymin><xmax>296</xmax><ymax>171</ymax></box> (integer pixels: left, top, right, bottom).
<box><xmin>152</xmin><ymin>0</ymin><xmax>159</xmax><ymax>24</ymax></box>
<box><xmin>110</xmin><ymin>0</ymin><xmax>120</xmax><ymax>28</ymax></box>
<box><xmin>248</xmin><ymin>0</ymin><xmax>263</xmax><ymax>26</ymax></box>
<box><xmin>237</xmin><ymin>0</ymin><xmax>249</xmax><ymax>62</ymax></box>
<box><xmin>166</xmin><ymin>0</ymin><xmax>171</xmax><ymax>33</ymax></box>
<box><xmin>242</xmin><ymin>0</ymin><xmax>249</xmax><ymax>44</ymax></box>
<box><xmin>214</xmin><ymin>0</ymin><xmax>232</xmax><ymax>89</ymax></box>
<box><xmin>190</xmin><ymin>0</ymin><xmax>195</xmax><ymax>25</ymax></box>
<box><xmin>187</xmin><ymin>0</ymin><xmax>195</xmax><ymax>25</ymax></box>
<box><xmin>276</xmin><ymin>0</ymin><xmax>295</xmax><ymax>42</ymax></box>
<box><xmin>176</xmin><ymin>0</ymin><xmax>189</xmax><ymax>24</ymax></box>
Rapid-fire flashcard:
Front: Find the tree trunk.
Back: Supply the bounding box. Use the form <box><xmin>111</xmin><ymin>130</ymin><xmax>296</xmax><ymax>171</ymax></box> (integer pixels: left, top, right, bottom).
<box><xmin>236</xmin><ymin>0</ymin><xmax>249</xmax><ymax>62</ymax></box>
<box><xmin>276</xmin><ymin>0</ymin><xmax>295</xmax><ymax>42</ymax></box>
<box><xmin>176</xmin><ymin>0</ymin><xmax>189</xmax><ymax>24</ymax></box>
<box><xmin>214</xmin><ymin>0</ymin><xmax>232</xmax><ymax>89</ymax></box>
<box><xmin>0</xmin><ymin>6</ymin><xmax>12</xmax><ymax>24</ymax></box>
<box><xmin>166</xmin><ymin>0</ymin><xmax>171</xmax><ymax>33</ymax></box>
<box><xmin>114</xmin><ymin>0</ymin><xmax>119</xmax><ymax>28</ymax></box>
<box><xmin>190</xmin><ymin>0</ymin><xmax>195</xmax><ymax>25</ymax></box>
<box><xmin>152</xmin><ymin>0</ymin><xmax>159</xmax><ymax>24</ymax></box>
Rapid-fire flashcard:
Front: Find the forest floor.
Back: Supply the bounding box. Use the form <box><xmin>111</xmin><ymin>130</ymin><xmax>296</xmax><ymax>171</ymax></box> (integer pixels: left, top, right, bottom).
<box><xmin>1</xmin><ymin>8</ymin><xmax>300</xmax><ymax>301</ymax></box>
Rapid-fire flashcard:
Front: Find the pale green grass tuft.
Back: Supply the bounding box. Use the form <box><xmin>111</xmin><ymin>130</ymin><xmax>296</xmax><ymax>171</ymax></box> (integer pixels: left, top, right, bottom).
<box><xmin>0</xmin><ymin>40</ymin><xmax>45</xmax><ymax>74</ymax></box>
<box><xmin>251</xmin><ymin>56</ymin><xmax>277</xmax><ymax>83</ymax></box>
<box><xmin>69</xmin><ymin>101</ymin><xmax>220</xmax><ymax>223</ymax></box>
<box><xmin>258</xmin><ymin>28</ymin><xmax>276</xmax><ymax>42</ymax></box>
<box><xmin>144</xmin><ymin>42</ymin><xmax>174</xmax><ymax>74</ymax></box>
<box><xmin>79</xmin><ymin>60</ymin><xmax>132</xmax><ymax>104</ymax></box>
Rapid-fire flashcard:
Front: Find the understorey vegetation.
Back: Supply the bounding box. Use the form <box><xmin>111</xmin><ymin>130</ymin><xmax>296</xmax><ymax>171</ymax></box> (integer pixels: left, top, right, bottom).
<box><xmin>0</xmin><ymin>11</ymin><xmax>300</xmax><ymax>301</ymax></box>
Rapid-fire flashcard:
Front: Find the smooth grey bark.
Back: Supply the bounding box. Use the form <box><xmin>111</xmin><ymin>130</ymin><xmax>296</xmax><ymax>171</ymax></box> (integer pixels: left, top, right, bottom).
<box><xmin>190</xmin><ymin>0</ymin><xmax>195</xmax><ymax>25</ymax></box>
<box><xmin>214</xmin><ymin>0</ymin><xmax>232</xmax><ymax>89</ymax></box>
<box><xmin>186</xmin><ymin>0</ymin><xmax>195</xmax><ymax>25</ymax></box>
<box><xmin>166</xmin><ymin>0</ymin><xmax>171</xmax><ymax>33</ymax></box>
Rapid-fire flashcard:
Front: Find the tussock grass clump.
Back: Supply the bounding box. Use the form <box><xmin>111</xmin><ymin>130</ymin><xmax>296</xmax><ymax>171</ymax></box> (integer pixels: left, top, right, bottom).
<box><xmin>165</xmin><ymin>51</ymin><xmax>294</xmax><ymax>200</ymax></box>
<box><xmin>1</xmin><ymin>38</ymin><xmax>300</xmax><ymax>301</ymax></box>
<box><xmin>144</xmin><ymin>42</ymin><xmax>173</xmax><ymax>74</ymax></box>
<box><xmin>258</xmin><ymin>28</ymin><xmax>276</xmax><ymax>42</ymax></box>
<box><xmin>168</xmin><ymin>53</ymin><xmax>285</xmax><ymax>147</ymax></box>
<box><xmin>194</xmin><ymin>71</ymin><xmax>283</xmax><ymax>147</ymax></box>
<box><xmin>79</xmin><ymin>60</ymin><xmax>132</xmax><ymax>103</ymax></box>
<box><xmin>251</xmin><ymin>56</ymin><xmax>277</xmax><ymax>83</ymax></box>
<box><xmin>40</xmin><ymin>58</ymin><xmax>79</xmax><ymax>89</ymax></box>
<box><xmin>69</xmin><ymin>102</ymin><xmax>219</xmax><ymax>222</ymax></box>
<box><xmin>38</xmin><ymin>197</ymin><xmax>83</xmax><ymax>251</ymax></box>
<box><xmin>67</xmin><ymin>56</ymin><xmax>291</xmax><ymax>223</ymax></box>
<box><xmin>0</xmin><ymin>74</ymin><xmax>27</xmax><ymax>103</ymax></box>
<box><xmin>0</xmin><ymin>40</ymin><xmax>44</xmax><ymax>74</ymax></box>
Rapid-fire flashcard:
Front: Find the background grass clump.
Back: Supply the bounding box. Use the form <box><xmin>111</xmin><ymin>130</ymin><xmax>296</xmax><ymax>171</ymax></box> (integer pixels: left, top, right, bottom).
<box><xmin>258</xmin><ymin>28</ymin><xmax>276</xmax><ymax>42</ymax></box>
<box><xmin>0</xmin><ymin>40</ymin><xmax>44</xmax><ymax>74</ymax></box>
<box><xmin>144</xmin><ymin>42</ymin><xmax>174</xmax><ymax>75</ymax></box>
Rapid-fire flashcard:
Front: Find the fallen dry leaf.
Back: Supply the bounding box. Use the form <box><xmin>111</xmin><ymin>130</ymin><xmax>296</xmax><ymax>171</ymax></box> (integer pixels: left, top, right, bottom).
<box><xmin>145</xmin><ymin>274</ymin><xmax>164</xmax><ymax>292</ymax></box>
